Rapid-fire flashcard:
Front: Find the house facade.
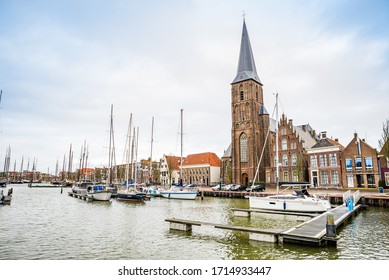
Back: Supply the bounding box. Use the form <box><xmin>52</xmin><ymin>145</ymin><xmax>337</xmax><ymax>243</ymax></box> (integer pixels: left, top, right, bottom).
<box><xmin>306</xmin><ymin>132</ymin><xmax>344</xmax><ymax>188</ymax></box>
<box><xmin>159</xmin><ymin>155</ymin><xmax>182</xmax><ymax>186</ymax></box>
<box><xmin>341</xmin><ymin>133</ymin><xmax>379</xmax><ymax>188</ymax></box>
<box><xmin>181</xmin><ymin>152</ymin><xmax>221</xmax><ymax>186</ymax></box>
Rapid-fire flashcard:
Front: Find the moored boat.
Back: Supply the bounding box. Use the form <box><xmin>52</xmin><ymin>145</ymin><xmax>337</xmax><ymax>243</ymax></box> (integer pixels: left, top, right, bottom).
<box><xmin>160</xmin><ymin>185</ymin><xmax>198</xmax><ymax>200</ymax></box>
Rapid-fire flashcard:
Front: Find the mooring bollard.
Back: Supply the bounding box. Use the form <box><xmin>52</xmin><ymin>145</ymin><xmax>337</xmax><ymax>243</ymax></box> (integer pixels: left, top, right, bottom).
<box><xmin>326</xmin><ymin>212</ymin><xmax>337</xmax><ymax>247</ymax></box>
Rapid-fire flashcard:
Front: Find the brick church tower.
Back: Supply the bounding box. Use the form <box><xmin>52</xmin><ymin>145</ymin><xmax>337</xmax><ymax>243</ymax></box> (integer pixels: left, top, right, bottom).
<box><xmin>230</xmin><ymin>20</ymin><xmax>269</xmax><ymax>185</ymax></box>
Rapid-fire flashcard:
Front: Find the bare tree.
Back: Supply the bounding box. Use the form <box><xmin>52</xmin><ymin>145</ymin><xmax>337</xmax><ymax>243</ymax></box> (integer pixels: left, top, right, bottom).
<box><xmin>379</xmin><ymin>118</ymin><xmax>389</xmax><ymax>158</ymax></box>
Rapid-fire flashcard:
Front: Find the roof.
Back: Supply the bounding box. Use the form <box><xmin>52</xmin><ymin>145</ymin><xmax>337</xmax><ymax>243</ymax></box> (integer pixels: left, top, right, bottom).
<box><xmin>182</xmin><ymin>152</ymin><xmax>221</xmax><ymax>167</ymax></box>
<box><xmin>294</xmin><ymin>125</ymin><xmax>318</xmax><ymax>149</ymax></box>
<box><xmin>164</xmin><ymin>155</ymin><xmax>182</xmax><ymax>170</ymax></box>
<box><xmin>232</xmin><ymin>20</ymin><xmax>262</xmax><ymax>85</ymax></box>
<box><xmin>222</xmin><ymin>144</ymin><xmax>232</xmax><ymax>158</ymax></box>
<box><xmin>311</xmin><ymin>137</ymin><xmax>345</xmax><ymax>150</ymax></box>
<box><xmin>259</xmin><ymin>104</ymin><xmax>269</xmax><ymax>116</ymax></box>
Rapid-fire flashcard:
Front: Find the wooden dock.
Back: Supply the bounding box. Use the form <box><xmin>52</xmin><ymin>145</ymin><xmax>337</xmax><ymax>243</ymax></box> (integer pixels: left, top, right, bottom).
<box><xmin>165</xmin><ymin>218</ymin><xmax>285</xmax><ymax>243</ymax></box>
<box><xmin>280</xmin><ymin>204</ymin><xmax>361</xmax><ymax>245</ymax></box>
<box><xmin>166</xmin><ymin>191</ymin><xmax>363</xmax><ymax>246</ymax></box>
<box><xmin>231</xmin><ymin>208</ymin><xmax>318</xmax><ymax>221</ymax></box>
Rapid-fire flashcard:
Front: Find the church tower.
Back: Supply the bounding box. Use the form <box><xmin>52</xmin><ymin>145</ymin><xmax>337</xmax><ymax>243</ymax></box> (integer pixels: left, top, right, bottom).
<box><xmin>231</xmin><ymin>19</ymin><xmax>269</xmax><ymax>185</ymax></box>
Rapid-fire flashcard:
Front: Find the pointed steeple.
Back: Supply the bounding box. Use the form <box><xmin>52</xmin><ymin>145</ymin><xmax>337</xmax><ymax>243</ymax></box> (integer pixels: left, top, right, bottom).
<box><xmin>259</xmin><ymin>104</ymin><xmax>269</xmax><ymax>116</ymax></box>
<box><xmin>232</xmin><ymin>20</ymin><xmax>262</xmax><ymax>85</ymax></box>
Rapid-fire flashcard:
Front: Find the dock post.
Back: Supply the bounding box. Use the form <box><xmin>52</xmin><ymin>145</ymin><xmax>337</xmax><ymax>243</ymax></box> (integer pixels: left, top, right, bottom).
<box><xmin>325</xmin><ymin>212</ymin><xmax>337</xmax><ymax>247</ymax></box>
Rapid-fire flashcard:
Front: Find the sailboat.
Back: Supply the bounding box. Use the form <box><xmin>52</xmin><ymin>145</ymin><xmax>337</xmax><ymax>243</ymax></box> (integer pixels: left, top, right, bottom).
<box><xmin>86</xmin><ymin>106</ymin><xmax>115</xmax><ymax>201</ymax></box>
<box><xmin>117</xmin><ymin>115</ymin><xmax>146</xmax><ymax>202</ymax></box>
<box><xmin>248</xmin><ymin>94</ymin><xmax>331</xmax><ymax>213</ymax></box>
<box><xmin>160</xmin><ymin>109</ymin><xmax>198</xmax><ymax>200</ymax></box>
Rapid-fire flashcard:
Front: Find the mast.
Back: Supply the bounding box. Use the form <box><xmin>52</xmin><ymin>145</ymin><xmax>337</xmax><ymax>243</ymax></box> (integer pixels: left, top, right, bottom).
<box><xmin>134</xmin><ymin>127</ymin><xmax>139</xmax><ymax>185</ymax></box>
<box><xmin>125</xmin><ymin>113</ymin><xmax>132</xmax><ymax>187</ymax></box>
<box><xmin>179</xmin><ymin>109</ymin><xmax>183</xmax><ymax>185</ymax></box>
<box><xmin>149</xmin><ymin>116</ymin><xmax>154</xmax><ymax>184</ymax></box>
<box><xmin>275</xmin><ymin>93</ymin><xmax>279</xmax><ymax>195</ymax></box>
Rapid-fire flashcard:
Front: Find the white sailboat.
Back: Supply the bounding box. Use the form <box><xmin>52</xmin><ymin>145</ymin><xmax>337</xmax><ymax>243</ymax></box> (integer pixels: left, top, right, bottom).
<box><xmin>160</xmin><ymin>109</ymin><xmax>198</xmax><ymax>200</ymax></box>
<box><xmin>117</xmin><ymin>115</ymin><xmax>146</xmax><ymax>202</ymax></box>
<box><xmin>87</xmin><ymin>105</ymin><xmax>115</xmax><ymax>201</ymax></box>
<box><xmin>248</xmin><ymin>94</ymin><xmax>331</xmax><ymax>213</ymax></box>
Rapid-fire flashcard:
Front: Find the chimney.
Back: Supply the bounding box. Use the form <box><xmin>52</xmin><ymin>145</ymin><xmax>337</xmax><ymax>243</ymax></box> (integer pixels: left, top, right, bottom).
<box><xmin>335</xmin><ymin>138</ymin><xmax>339</xmax><ymax>142</ymax></box>
<box><xmin>321</xmin><ymin>131</ymin><xmax>327</xmax><ymax>138</ymax></box>
<box><xmin>354</xmin><ymin>132</ymin><xmax>358</xmax><ymax>138</ymax></box>
<box><xmin>288</xmin><ymin>119</ymin><xmax>293</xmax><ymax>127</ymax></box>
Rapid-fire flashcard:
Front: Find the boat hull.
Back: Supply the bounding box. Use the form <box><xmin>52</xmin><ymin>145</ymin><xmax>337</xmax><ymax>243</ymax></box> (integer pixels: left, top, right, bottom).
<box><xmin>117</xmin><ymin>192</ymin><xmax>146</xmax><ymax>202</ymax></box>
<box><xmin>248</xmin><ymin>196</ymin><xmax>329</xmax><ymax>213</ymax></box>
<box><xmin>87</xmin><ymin>191</ymin><xmax>112</xmax><ymax>201</ymax></box>
<box><xmin>160</xmin><ymin>191</ymin><xmax>197</xmax><ymax>200</ymax></box>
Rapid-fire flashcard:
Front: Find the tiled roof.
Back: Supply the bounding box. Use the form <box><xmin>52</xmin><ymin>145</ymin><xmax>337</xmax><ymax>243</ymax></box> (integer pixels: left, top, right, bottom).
<box><xmin>183</xmin><ymin>152</ymin><xmax>221</xmax><ymax>167</ymax></box>
<box><xmin>311</xmin><ymin>138</ymin><xmax>345</xmax><ymax>150</ymax></box>
<box><xmin>222</xmin><ymin>144</ymin><xmax>232</xmax><ymax>158</ymax></box>
<box><xmin>164</xmin><ymin>155</ymin><xmax>183</xmax><ymax>170</ymax></box>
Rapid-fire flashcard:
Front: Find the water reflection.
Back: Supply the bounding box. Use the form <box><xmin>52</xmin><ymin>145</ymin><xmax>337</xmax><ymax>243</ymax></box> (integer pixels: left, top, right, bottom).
<box><xmin>0</xmin><ymin>185</ymin><xmax>388</xmax><ymax>260</ymax></box>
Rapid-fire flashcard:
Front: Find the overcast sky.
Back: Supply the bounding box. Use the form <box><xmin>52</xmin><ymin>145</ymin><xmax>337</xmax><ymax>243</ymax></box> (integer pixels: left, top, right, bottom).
<box><xmin>1</xmin><ymin>0</ymin><xmax>388</xmax><ymax>174</ymax></box>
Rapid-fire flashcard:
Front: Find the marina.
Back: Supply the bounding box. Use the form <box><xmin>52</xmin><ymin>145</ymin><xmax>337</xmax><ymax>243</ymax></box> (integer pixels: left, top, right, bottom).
<box><xmin>1</xmin><ymin>184</ymin><xmax>389</xmax><ymax>260</ymax></box>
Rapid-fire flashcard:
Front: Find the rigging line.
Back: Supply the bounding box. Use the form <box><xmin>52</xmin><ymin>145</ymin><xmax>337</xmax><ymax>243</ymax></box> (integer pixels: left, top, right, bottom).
<box><xmin>252</xmin><ymin>99</ymin><xmax>277</xmax><ymax>187</ymax></box>
<box><xmin>278</xmin><ymin>94</ymin><xmax>286</xmax><ymax>117</ymax></box>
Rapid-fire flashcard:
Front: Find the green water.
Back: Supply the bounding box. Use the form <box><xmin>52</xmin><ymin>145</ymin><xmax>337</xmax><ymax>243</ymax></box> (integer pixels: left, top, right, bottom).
<box><xmin>0</xmin><ymin>184</ymin><xmax>388</xmax><ymax>260</ymax></box>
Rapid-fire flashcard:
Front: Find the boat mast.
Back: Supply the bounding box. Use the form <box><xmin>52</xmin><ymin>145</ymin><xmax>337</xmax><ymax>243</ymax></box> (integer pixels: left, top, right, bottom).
<box><xmin>180</xmin><ymin>109</ymin><xmax>183</xmax><ymax>186</ymax></box>
<box><xmin>275</xmin><ymin>93</ymin><xmax>279</xmax><ymax>195</ymax></box>
<box><xmin>149</xmin><ymin>116</ymin><xmax>154</xmax><ymax>184</ymax></box>
<box><xmin>125</xmin><ymin>113</ymin><xmax>132</xmax><ymax>187</ymax></box>
<box><xmin>107</xmin><ymin>105</ymin><xmax>114</xmax><ymax>186</ymax></box>
<box><xmin>134</xmin><ymin>127</ymin><xmax>139</xmax><ymax>185</ymax></box>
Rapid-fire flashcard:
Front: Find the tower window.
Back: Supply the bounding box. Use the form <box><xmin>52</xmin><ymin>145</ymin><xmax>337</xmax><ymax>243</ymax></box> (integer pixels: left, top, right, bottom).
<box><xmin>256</xmin><ymin>92</ymin><xmax>258</xmax><ymax>101</ymax></box>
<box><xmin>240</xmin><ymin>91</ymin><xmax>244</xmax><ymax>101</ymax></box>
<box><xmin>240</xmin><ymin>134</ymin><xmax>248</xmax><ymax>162</ymax></box>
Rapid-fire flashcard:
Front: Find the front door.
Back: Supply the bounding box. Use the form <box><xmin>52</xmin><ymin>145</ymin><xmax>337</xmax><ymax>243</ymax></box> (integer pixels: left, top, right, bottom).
<box><xmin>241</xmin><ymin>173</ymin><xmax>248</xmax><ymax>186</ymax></box>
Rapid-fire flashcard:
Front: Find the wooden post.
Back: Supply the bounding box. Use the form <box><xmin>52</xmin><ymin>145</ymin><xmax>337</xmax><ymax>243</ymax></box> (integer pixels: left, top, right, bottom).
<box><xmin>325</xmin><ymin>212</ymin><xmax>337</xmax><ymax>247</ymax></box>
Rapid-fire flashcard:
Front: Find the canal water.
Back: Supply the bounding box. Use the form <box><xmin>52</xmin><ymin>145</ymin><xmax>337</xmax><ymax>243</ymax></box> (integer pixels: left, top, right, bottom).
<box><xmin>1</xmin><ymin>184</ymin><xmax>388</xmax><ymax>260</ymax></box>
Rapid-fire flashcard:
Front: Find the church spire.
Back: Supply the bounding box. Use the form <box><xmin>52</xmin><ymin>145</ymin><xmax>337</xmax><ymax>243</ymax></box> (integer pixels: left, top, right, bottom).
<box><xmin>232</xmin><ymin>19</ymin><xmax>262</xmax><ymax>85</ymax></box>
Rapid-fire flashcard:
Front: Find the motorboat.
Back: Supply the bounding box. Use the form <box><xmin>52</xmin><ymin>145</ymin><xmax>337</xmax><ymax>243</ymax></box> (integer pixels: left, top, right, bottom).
<box><xmin>248</xmin><ymin>187</ymin><xmax>331</xmax><ymax>213</ymax></box>
<box><xmin>160</xmin><ymin>185</ymin><xmax>198</xmax><ymax>200</ymax></box>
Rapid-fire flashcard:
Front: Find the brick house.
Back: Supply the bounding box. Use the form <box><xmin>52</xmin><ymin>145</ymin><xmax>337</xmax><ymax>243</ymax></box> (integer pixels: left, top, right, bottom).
<box><xmin>306</xmin><ymin>132</ymin><xmax>344</xmax><ymax>188</ymax></box>
<box><xmin>181</xmin><ymin>152</ymin><xmax>221</xmax><ymax>186</ymax></box>
<box><xmin>342</xmin><ymin>132</ymin><xmax>379</xmax><ymax>188</ymax></box>
<box><xmin>266</xmin><ymin>115</ymin><xmax>317</xmax><ymax>185</ymax></box>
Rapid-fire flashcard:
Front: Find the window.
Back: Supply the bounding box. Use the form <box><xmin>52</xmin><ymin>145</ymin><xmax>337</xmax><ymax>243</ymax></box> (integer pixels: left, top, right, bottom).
<box><xmin>240</xmin><ymin>91</ymin><xmax>244</xmax><ymax>101</ymax></box>
<box><xmin>330</xmin><ymin>170</ymin><xmax>339</xmax><ymax>185</ymax></box>
<box><xmin>329</xmin><ymin>153</ymin><xmax>337</xmax><ymax>166</ymax></box>
<box><xmin>346</xmin><ymin>158</ymin><xmax>352</xmax><ymax>171</ymax></box>
<box><xmin>282</xmin><ymin>154</ymin><xmax>288</xmax><ymax>166</ymax></box>
<box><xmin>282</xmin><ymin>129</ymin><xmax>286</xmax><ymax>136</ymax></box>
<box><xmin>365</xmin><ymin>157</ymin><xmax>373</xmax><ymax>169</ymax></box>
<box><xmin>320</xmin><ymin>171</ymin><xmax>328</xmax><ymax>185</ymax></box>
<box><xmin>282</xmin><ymin>139</ymin><xmax>288</xmax><ymax>150</ymax></box>
<box><xmin>256</xmin><ymin>92</ymin><xmax>258</xmax><ymax>101</ymax></box>
<box><xmin>367</xmin><ymin>174</ymin><xmax>375</xmax><ymax>187</ymax></box>
<box><xmin>319</xmin><ymin>154</ymin><xmax>327</xmax><ymax>167</ymax></box>
<box><xmin>355</xmin><ymin>157</ymin><xmax>362</xmax><ymax>169</ymax></box>
<box><xmin>293</xmin><ymin>171</ymin><xmax>299</xmax><ymax>182</ymax></box>
<box><xmin>385</xmin><ymin>172</ymin><xmax>389</xmax><ymax>187</ymax></box>
<box><xmin>291</xmin><ymin>154</ymin><xmax>297</xmax><ymax>166</ymax></box>
<box><xmin>240</xmin><ymin>134</ymin><xmax>248</xmax><ymax>162</ymax></box>
<box><xmin>310</xmin><ymin>155</ymin><xmax>318</xmax><ymax>168</ymax></box>
<box><xmin>347</xmin><ymin>174</ymin><xmax>354</xmax><ymax>187</ymax></box>
<box><xmin>283</xmin><ymin>171</ymin><xmax>289</xmax><ymax>182</ymax></box>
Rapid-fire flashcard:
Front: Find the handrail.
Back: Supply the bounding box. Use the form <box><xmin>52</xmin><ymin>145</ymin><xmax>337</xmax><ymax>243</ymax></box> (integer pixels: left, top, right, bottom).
<box><xmin>353</xmin><ymin>190</ymin><xmax>361</xmax><ymax>206</ymax></box>
<box><xmin>343</xmin><ymin>190</ymin><xmax>351</xmax><ymax>205</ymax></box>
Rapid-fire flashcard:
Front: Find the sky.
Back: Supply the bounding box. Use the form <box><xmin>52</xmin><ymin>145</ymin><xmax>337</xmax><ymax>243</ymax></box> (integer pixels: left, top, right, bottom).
<box><xmin>0</xmin><ymin>0</ymin><xmax>388</xmax><ymax>174</ymax></box>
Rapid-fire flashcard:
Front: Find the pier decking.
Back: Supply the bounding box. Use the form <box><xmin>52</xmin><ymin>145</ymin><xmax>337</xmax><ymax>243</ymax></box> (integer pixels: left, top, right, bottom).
<box><xmin>280</xmin><ymin>204</ymin><xmax>361</xmax><ymax>245</ymax></box>
<box><xmin>166</xmin><ymin>192</ymin><xmax>363</xmax><ymax>246</ymax></box>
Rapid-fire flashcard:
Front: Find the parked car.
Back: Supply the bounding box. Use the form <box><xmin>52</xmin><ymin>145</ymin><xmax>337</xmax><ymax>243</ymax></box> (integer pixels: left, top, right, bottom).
<box><xmin>231</xmin><ymin>184</ymin><xmax>247</xmax><ymax>191</ymax></box>
<box><xmin>212</xmin><ymin>184</ymin><xmax>225</xmax><ymax>191</ymax></box>
<box><xmin>247</xmin><ymin>184</ymin><xmax>265</xmax><ymax>192</ymax></box>
<box><xmin>224</xmin><ymin>184</ymin><xmax>235</xmax><ymax>191</ymax></box>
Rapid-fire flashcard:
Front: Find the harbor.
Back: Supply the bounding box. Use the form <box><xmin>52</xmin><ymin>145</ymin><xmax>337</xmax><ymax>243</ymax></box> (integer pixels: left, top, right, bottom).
<box><xmin>1</xmin><ymin>184</ymin><xmax>389</xmax><ymax>260</ymax></box>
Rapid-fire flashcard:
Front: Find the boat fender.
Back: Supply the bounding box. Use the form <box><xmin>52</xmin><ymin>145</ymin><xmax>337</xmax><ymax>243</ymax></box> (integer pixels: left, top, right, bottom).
<box><xmin>283</xmin><ymin>200</ymin><xmax>286</xmax><ymax>210</ymax></box>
